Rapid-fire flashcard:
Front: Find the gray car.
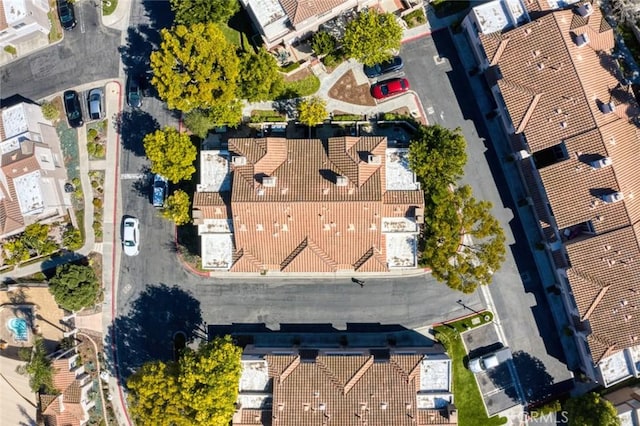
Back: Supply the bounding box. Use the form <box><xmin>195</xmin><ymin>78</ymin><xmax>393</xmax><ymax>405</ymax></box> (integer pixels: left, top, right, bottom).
<box><xmin>87</xmin><ymin>88</ymin><xmax>103</xmax><ymax>120</ymax></box>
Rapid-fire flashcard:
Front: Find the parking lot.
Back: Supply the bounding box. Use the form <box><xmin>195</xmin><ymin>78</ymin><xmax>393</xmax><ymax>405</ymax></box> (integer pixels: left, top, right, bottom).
<box><xmin>463</xmin><ymin>324</ymin><xmax>523</xmax><ymax>417</ymax></box>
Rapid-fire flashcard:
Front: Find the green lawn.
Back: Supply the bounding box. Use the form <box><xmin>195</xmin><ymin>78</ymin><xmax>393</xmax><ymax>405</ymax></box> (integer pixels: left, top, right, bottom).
<box><xmin>279</xmin><ymin>75</ymin><xmax>321</xmax><ymax>98</ymax></box>
<box><xmin>218</xmin><ymin>22</ymin><xmax>241</xmax><ymax>46</ymax></box>
<box><xmin>102</xmin><ymin>0</ymin><xmax>118</xmax><ymax>16</ymax></box>
<box><xmin>435</xmin><ymin>322</ymin><xmax>507</xmax><ymax>426</ymax></box>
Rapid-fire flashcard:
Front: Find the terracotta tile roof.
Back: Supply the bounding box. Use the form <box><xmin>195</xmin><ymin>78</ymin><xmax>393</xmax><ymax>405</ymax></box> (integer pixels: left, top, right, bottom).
<box><xmin>0</xmin><ymin>0</ymin><xmax>7</xmax><ymax>31</ymax></box>
<box><xmin>278</xmin><ymin>0</ymin><xmax>346</xmax><ymax>25</ymax></box>
<box><xmin>565</xmin><ymin>224</ymin><xmax>640</xmax><ymax>362</ymax></box>
<box><xmin>43</xmin><ymin>357</ymin><xmax>87</xmax><ymax>426</ymax></box>
<box><xmin>481</xmin><ymin>5</ymin><xmax>618</xmax><ymax>153</ymax></box>
<box><xmin>257</xmin><ymin>353</ymin><xmax>455</xmax><ymax>426</ymax></box>
<box><xmin>218</xmin><ymin>137</ymin><xmax>423</xmax><ymax>272</ymax></box>
<box><xmin>52</xmin><ymin>359</ymin><xmax>75</xmax><ymax>393</ymax></box>
<box><xmin>235</xmin><ymin>409</ymin><xmax>269</xmax><ymax>425</ymax></box>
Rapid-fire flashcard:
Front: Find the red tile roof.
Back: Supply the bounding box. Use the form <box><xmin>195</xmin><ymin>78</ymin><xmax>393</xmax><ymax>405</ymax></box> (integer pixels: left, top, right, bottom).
<box><xmin>278</xmin><ymin>0</ymin><xmax>347</xmax><ymax>25</ymax></box>
<box><xmin>195</xmin><ymin>137</ymin><xmax>424</xmax><ymax>272</ymax></box>
<box><xmin>479</xmin><ymin>3</ymin><xmax>640</xmax><ymax>362</ymax></box>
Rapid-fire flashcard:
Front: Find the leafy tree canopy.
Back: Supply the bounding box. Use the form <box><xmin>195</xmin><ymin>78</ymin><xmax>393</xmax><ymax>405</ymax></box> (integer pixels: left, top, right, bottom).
<box><xmin>162</xmin><ymin>190</ymin><xmax>192</xmax><ymax>225</ymax></box>
<box><xmin>49</xmin><ymin>264</ymin><xmax>100</xmax><ymax>311</ymax></box>
<box><xmin>297</xmin><ymin>96</ymin><xmax>327</xmax><ymax>127</ymax></box>
<box><xmin>564</xmin><ymin>393</ymin><xmax>620</xmax><ymax>426</ymax></box>
<box><xmin>422</xmin><ymin>185</ymin><xmax>506</xmax><ymax>294</ymax></box>
<box><xmin>311</xmin><ymin>31</ymin><xmax>337</xmax><ymax>56</ymax></box>
<box><xmin>127</xmin><ymin>336</ymin><xmax>242</xmax><ymax>426</ymax></box>
<box><xmin>343</xmin><ymin>9</ymin><xmax>403</xmax><ymax>67</ymax></box>
<box><xmin>150</xmin><ymin>23</ymin><xmax>240</xmax><ymax>115</ymax></box>
<box><xmin>23</xmin><ymin>338</ymin><xmax>55</xmax><ymax>394</ymax></box>
<box><xmin>169</xmin><ymin>0</ymin><xmax>239</xmax><ymax>25</ymax></box>
<box><xmin>62</xmin><ymin>226</ymin><xmax>83</xmax><ymax>251</ymax></box>
<box><xmin>143</xmin><ymin>127</ymin><xmax>197</xmax><ymax>183</ymax></box>
<box><xmin>184</xmin><ymin>109</ymin><xmax>217</xmax><ymax>139</ymax></box>
<box><xmin>237</xmin><ymin>48</ymin><xmax>284</xmax><ymax>102</ymax></box>
<box><xmin>408</xmin><ymin>124</ymin><xmax>467</xmax><ymax>194</ymax></box>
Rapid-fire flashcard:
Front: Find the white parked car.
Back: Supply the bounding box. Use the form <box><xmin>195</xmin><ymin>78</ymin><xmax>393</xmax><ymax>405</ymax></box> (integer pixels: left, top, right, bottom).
<box><xmin>468</xmin><ymin>347</ymin><xmax>512</xmax><ymax>374</ymax></box>
<box><xmin>122</xmin><ymin>217</ymin><xmax>140</xmax><ymax>256</ymax></box>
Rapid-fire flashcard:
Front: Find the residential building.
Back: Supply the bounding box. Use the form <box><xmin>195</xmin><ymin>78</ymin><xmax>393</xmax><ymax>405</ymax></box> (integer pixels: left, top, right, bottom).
<box><xmin>40</xmin><ymin>349</ymin><xmax>96</xmax><ymax>426</ymax></box>
<box><xmin>463</xmin><ymin>1</ymin><xmax>640</xmax><ymax>386</ymax></box>
<box><xmin>239</xmin><ymin>0</ymin><xmax>421</xmax><ymax>50</ymax></box>
<box><xmin>192</xmin><ymin>137</ymin><xmax>424</xmax><ymax>273</ymax></box>
<box><xmin>0</xmin><ymin>0</ymin><xmax>50</xmax><ymax>50</ymax></box>
<box><xmin>604</xmin><ymin>385</ymin><xmax>640</xmax><ymax>426</ymax></box>
<box><xmin>0</xmin><ymin>102</ymin><xmax>71</xmax><ymax>240</ymax></box>
<box><xmin>233</xmin><ymin>344</ymin><xmax>457</xmax><ymax>425</ymax></box>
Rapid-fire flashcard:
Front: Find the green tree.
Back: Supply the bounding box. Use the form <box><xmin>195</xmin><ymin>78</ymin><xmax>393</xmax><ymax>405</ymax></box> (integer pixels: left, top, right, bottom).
<box><xmin>49</xmin><ymin>264</ymin><xmax>100</xmax><ymax>311</ymax></box>
<box><xmin>237</xmin><ymin>48</ymin><xmax>284</xmax><ymax>102</ymax></box>
<box><xmin>408</xmin><ymin>124</ymin><xmax>467</xmax><ymax>193</ymax></box>
<box><xmin>184</xmin><ymin>109</ymin><xmax>216</xmax><ymax>139</ymax></box>
<box><xmin>297</xmin><ymin>96</ymin><xmax>327</xmax><ymax>127</ymax></box>
<box><xmin>41</xmin><ymin>101</ymin><xmax>60</xmax><ymax>121</ymax></box>
<box><xmin>162</xmin><ymin>190</ymin><xmax>192</xmax><ymax>225</ymax></box>
<box><xmin>143</xmin><ymin>127</ymin><xmax>197</xmax><ymax>183</ymax></box>
<box><xmin>343</xmin><ymin>9</ymin><xmax>403</xmax><ymax>67</ymax></box>
<box><xmin>169</xmin><ymin>0</ymin><xmax>239</xmax><ymax>25</ymax></box>
<box><xmin>23</xmin><ymin>338</ymin><xmax>55</xmax><ymax>394</ymax></box>
<box><xmin>564</xmin><ymin>393</ymin><xmax>620</xmax><ymax>426</ymax></box>
<box><xmin>150</xmin><ymin>23</ymin><xmax>240</xmax><ymax>118</ymax></box>
<box><xmin>423</xmin><ymin>185</ymin><xmax>506</xmax><ymax>294</ymax></box>
<box><xmin>62</xmin><ymin>226</ymin><xmax>83</xmax><ymax>250</ymax></box>
<box><xmin>311</xmin><ymin>31</ymin><xmax>337</xmax><ymax>56</ymax></box>
<box><xmin>128</xmin><ymin>336</ymin><xmax>242</xmax><ymax>426</ymax></box>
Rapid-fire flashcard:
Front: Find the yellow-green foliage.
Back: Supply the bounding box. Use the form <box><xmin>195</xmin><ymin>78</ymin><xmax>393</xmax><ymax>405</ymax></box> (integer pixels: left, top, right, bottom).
<box><xmin>162</xmin><ymin>190</ymin><xmax>192</xmax><ymax>225</ymax></box>
<box><xmin>150</xmin><ymin>23</ymin><xmax>240</xmax><ymax>119</ymax></box>
<box><xmin>297</xmin><ymin>96</ymin><xmax>327</xmax><ymax>127</ymax></box>
<box><xmin>127</xmin><ymin>336</ymin><xmax>242</xmax><ymax>426</ymax></box>
<box><xmin>143</xmin><ymin>127</ymin><xmax>197</xmax><ymax>183</ymax></box>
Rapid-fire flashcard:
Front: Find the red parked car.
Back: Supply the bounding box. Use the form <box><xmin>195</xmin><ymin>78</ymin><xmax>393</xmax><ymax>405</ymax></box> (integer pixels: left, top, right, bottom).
<box><xmin>371</xmin><ymin>78</ymin><xmax>410</xmax><ymax>99</ymax></box>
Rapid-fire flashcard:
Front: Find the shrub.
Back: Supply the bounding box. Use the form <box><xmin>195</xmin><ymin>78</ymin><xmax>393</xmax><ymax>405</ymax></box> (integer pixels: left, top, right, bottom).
<box><xmin>92</xmin><ymin>198</ymin><xmax>103</xmax><ymax>209</ymax></box>
<box><xmin>250</xmin><ymin>110</ymin><xmax>286</xmax><ymax>123</ymax></box>
<box><xmin>322</xmin><ymin>53</ymin><xmax>339</xmax><ymax>67</ymax></box>
<box><xmin>281</xmin><ymin>61</ymin><xmax>301</xmax><ymax>73</ymax></box>
<box><xmin>332</xmin><ymin>114</ymin><xmax>363</xmax><ymax>122</ymax></box>
<box><xmin>311</xmin><ymin>31</ymin><xmax>337</xmax><ymax>56</ymax></box>
<box><xmin>4</xmin><ymin>45</ymin><xmax>16</xmax><ymax>55</ymax></box>
<box><xmin>62</xmin><ymin>226</ymin><xmax>83</xmax><ymax>250</ymax></box>
<box><xmin>402</xmin><ymin>9</ymin><xmax>426</xmax><ymax>28</ymax></box>
<box><xmin>41</xmin><ymin>102</ymin><xmax>60</xmax><ymax>121</ymax></box>
<box><xmin>87</xmin><ymin>128</ymin><xmax>98</xmax><ymax>141</ymax></box>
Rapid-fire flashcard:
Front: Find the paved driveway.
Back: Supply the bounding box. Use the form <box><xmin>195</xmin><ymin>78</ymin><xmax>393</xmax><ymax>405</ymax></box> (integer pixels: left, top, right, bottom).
<box><xmin>0</xmin><ymin>1</ymin><xmax>120</xmax><ymax>101</ymax></box>
<box><xmin>400</xmin><ymin>32</ymin><xmax>574</xmax><ymax>403</ymax></box>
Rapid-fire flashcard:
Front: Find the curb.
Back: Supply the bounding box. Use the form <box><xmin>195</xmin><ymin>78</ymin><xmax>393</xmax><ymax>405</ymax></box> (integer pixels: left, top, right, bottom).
<box><xmin>106</xmin><ymin>80</ymin><xmax>133</xmax><ymax>426</ymax></box>
<box><xmin>174</xmin><ymin>226</ymin><xmax>211</xmax><ymax>278</ymax></box>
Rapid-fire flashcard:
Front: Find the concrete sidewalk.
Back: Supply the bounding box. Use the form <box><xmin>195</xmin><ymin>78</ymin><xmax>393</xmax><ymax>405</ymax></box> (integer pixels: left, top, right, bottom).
<box><xmin>101</xmin><ymin>0</ymin><xmax>131</xmax><ymax>32</ymax></box>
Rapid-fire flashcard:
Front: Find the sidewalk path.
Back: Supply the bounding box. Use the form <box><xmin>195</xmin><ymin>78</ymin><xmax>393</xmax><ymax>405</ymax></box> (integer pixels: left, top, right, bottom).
<box><xmin>101</xmin><ymin>0</ymin><xmax>131</xmax><ymax>32</ymax></box>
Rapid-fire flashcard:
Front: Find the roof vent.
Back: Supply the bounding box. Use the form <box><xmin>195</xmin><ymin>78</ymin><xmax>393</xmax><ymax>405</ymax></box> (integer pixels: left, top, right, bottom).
<box><xmin>601</xmin><ymin>192</ymin><xmax>624</xmax><ymax>204</ymax></box>
<box><xmin>600</xmin><ymin>101</ymin><xmax>616</xmax><ymax>114</ymax></box>
<box><xmin>263</xmin><ymin>176</ymin><xmax>277</xmax><ymax>187</ymax></box>
<box><xmin>576</xmin><ymin>2</ymin><xmax>593</xmax><ymax>17</ymax></box>
<box><xmin>368</xmin><ymin>155</ymin><xmax>381</xmax><ymax>165</ymax></box>
<box><xmin>232</xmin><ymin>156</ymin><xmax>247</xmax><ymax>166</ymax></box>
<box><xmin>590</xmin><ymin>157</ymin><xmax>613</xmax><ymax>169</ymax></box>
<box><xmin>537</xmin><ymin>62</ymin><xmax>545</xmax><ymax>70</ymax></box>
<box><xmin>575</xmin><ymin>33</ymin><xmax>590</xmax><ymax>48</ymax></box>
<box><xmin>336</xmin><ymin>175</ymin><xmax>348</xmax><ymax>186</ymax></box>
<box><xmin>319</xmin><ymin>403</ymin><xmax>326</xmax><ymax>411</ymax></box>
<box><xmin>380</xmin><ymin>402</ymin><xmax>388</xmax><ymax>410</ymax></box>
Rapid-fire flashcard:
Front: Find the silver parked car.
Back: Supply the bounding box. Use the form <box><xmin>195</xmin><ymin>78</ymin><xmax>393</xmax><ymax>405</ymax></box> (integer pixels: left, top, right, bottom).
<box><xmin>122</xmin><ymin>217</ymin><xmax>140</xmax><ymax>256</ymax></box>
<box><xmin>87</xmin><ymin>88</ymin><xmax>103</xmax><ymax>120</ymax></box>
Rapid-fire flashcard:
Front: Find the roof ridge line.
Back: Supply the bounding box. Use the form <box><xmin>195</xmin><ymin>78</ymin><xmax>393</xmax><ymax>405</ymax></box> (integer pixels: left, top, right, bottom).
<box><xmin>343</xmin><ymin>356</ymin><xmax>374</xmax><ymax>394</ymax></box>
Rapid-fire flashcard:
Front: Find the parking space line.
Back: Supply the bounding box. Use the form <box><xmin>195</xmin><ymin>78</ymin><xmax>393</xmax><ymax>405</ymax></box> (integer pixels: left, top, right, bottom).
<box><xmin>120</xmin><ymin>173</ymin><xmax>146</xmax><ymax>180</ymax></box>
<box><xmin>78</xmin><ymin>5</ymin><xmax>86</xmax><ymax>34</ymax></box>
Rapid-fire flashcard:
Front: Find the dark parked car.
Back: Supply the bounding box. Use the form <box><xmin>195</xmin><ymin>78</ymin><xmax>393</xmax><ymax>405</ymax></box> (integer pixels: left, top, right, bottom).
<box><xmin>371</xmin><ymin>78</ymin><xmax>410</xmax><ymax>100</ymax></box>
<box><xmin>127</xmin><ymin>76</ymin><xmax>142</xmax><ymax>108</ymax></box>
<box><xmin>87</xmin><ymin>88</ymin><xmax>103</xmax><ymax>120</ymax></box>
<box><xmin>63</xmin><ymin>90</ymin><xmax>84</xmax><ymax>128</ymax></box>
<box><xmin>57</xmin><ymin>0</ymin><xmax>76</xmax><ymax>30</ymax></box>
<box><xmin>363</xmin><ymin>56</ymin><xmax>404</xmax><ymax>78</ymax></box>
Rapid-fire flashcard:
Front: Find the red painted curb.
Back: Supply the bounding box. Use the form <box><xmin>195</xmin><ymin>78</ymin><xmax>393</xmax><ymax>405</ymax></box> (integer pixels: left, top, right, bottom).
<box><xmin>108</xmin><ymin>80</ymin><xmax>133</xmax><ymax>426</ymax></box>
<box><xmin>174</xmin><ymin>225</ymin><xmax>210</xmax><ymax>278</ymax></box>
<box><xmin>432</xmin><ymin>309</ymin><xmax>490</xmax><ymax>327</ymax></box>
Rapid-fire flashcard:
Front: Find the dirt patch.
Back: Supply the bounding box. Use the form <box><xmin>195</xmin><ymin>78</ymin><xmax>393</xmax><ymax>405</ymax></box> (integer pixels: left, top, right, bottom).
<box><xmin>328</xmin><ymin>70</ymin><xmax>376</xmax><ymax>106</ymax></box>
<box><xmin>284</xmin><ymin>67</ymin><xmax>312</xmax><ymax>82</ymax></box>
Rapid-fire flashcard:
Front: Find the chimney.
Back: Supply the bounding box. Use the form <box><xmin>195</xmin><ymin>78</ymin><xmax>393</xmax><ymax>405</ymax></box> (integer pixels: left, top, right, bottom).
<box><xmin>263</xmin><ymin>176</ymin><xmax>277</xmax><ymax>187</ymax></box>
<box><xmin>232</xmin><ymin>156</ymin><xmax>247</xmax><ymax>166</ymax></box>
<box><xmin>336</xmin><ymin>175</ymin><xmax>348</xmax><ymax>186</ymax></box>
<box><xmin>600</xmin><ymin>101</ymin><xmax>615</xmax><ymax>114</ymax></box>
<box><xmin>576</xmin><ymin>2</ymin><xmax>593</xmax><ymax>17</ymax></box>
<box><xmin>575</xmin><ymin>33</ymin><xmax>590</xmax><ymax>48</ymax></box>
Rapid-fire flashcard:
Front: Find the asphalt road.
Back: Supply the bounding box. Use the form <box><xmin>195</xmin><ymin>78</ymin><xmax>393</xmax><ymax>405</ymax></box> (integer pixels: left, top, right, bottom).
<box><xmin>0</xmin><ymin>1</ymin><xmax>120</xmax><ymax>101</ymax></box>
<box><xmin>400</xmin><ymin>31</ymin><xmax>574</xmax><ymax>401</ymax></box>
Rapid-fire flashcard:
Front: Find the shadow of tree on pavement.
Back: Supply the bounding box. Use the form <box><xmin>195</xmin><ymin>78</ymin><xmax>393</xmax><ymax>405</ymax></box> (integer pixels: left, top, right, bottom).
<box><xmin>488</xmin><ymin>350</ymin><xmax>555</xmax><ymax>405</ymax></box>
<box><xmin>115</xmin><ymin>110</ymin><xmax>159</xmax><ymax>156</ymax></box>
<box><xmin>104</xmin><ymin>284</ymin><xmax>203</xmax><ymax>380</ymax></box>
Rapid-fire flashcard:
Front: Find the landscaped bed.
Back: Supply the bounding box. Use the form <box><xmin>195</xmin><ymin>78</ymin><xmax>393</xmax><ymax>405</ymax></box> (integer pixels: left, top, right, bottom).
<box><xmin>89</xmin><ymin>171</ymin><xmax>105</xmax><ymax>242</ymax></box>
<box><xmin>328</xmin><ymin>70</ymin><xmax>376</xmax><ymax>106</ymax></box>
<box><xmin>434</xmin><ymin>312</ymin><xmax>506</xmax><ymax>426</ymax></box>
<box><xmin>86</xmin><ymin>120</ymin><xmax>108</xmax><ymax>160</ymax></box>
